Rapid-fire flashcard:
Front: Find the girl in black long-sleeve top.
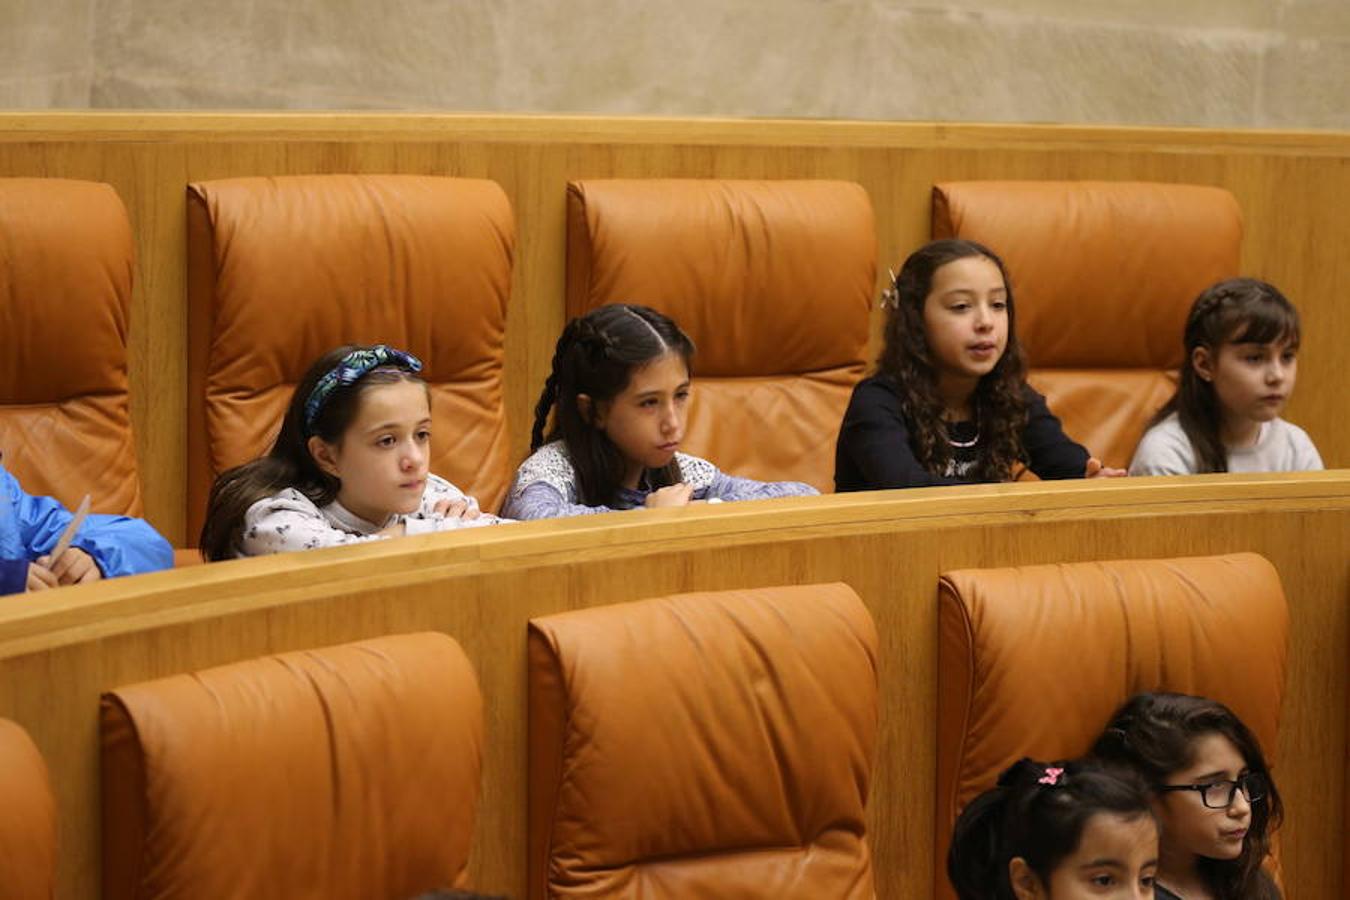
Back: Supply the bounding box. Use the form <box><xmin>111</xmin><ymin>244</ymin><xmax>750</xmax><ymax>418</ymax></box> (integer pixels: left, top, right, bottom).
<box><xmin>835</xmin><ymin>239</ymin><xmax>1123</xmax><ymax>491</ymax></box>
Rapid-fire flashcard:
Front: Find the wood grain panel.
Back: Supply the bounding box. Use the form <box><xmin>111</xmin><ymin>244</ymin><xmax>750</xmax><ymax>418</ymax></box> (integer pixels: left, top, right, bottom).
<box><xmin>0</xmin><ymin>115</ymin><xmax>1346</xmax><ymax>544</ymax></box>
<box><xmin>0</xmin><ymin>473</ymin><xmax>1343</xmax><ymax>899</ymax></box>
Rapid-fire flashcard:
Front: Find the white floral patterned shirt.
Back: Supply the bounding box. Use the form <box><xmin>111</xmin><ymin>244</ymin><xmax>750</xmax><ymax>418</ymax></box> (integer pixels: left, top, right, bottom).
<box><xmin>237</xmin><ymin>474</ymin><xmax>505</xmax><ymax>557</ymax></box>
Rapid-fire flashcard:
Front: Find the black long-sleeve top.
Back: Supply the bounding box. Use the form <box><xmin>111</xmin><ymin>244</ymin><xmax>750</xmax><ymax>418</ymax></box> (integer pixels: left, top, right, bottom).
<box><xmin>834</xmin><ymin>375</ymin><xmax>1090</xmax><ymax>491</ymax></box>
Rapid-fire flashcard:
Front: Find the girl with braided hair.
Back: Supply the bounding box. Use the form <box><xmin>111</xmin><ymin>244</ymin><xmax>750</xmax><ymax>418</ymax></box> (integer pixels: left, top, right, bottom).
<box><xmin>502</xmin><ymin>304</ymin><xmax>816</xmax><ymax>519</ymax></box>
<box><xmin>948</xmin><ymin>757</ymin><xmax>1159</xmax><ymax>899</ymax></box>
<box><xmin>1129</xmin><ymin>279</ymin><xmax>1320</xmax><ymax>476</ymax></box>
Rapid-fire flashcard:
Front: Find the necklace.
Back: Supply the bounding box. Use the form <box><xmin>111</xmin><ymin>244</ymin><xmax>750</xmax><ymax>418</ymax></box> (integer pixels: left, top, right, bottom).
<box><xmin>946</xmin><ymin>420</ymin><xmax>980</xmax><ymax>449</ymax></box>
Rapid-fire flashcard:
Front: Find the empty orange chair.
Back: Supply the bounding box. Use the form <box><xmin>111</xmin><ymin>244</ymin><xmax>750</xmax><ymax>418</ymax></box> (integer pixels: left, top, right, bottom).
<box><xmin>186</xmin><ymin>174</ymin><xmax>515</xmax><ymax>542</ymax></box>
<box><xmin>566</xmin><ymin>180</ymin><xmax>875</xmax><ymax>492</ymax></box>
<box><xmin>935</xmin><ymin>552</ymin><xmax>1287</xmax><ymax>900</ymax></box>
<box><xmin>932</xmin><ymin>181</ymin><xmax>1242</xmax><ymax>468</ymax></box>
<box><xmin>528</xmin><ymin>582</ymin><xmax>879</xmax><ymax>898</ymax></box>
<box><xmin>101</xmin><ymin>632</ymin><xmax>484</xmax><ymax>900</ymax></box>
<box><xmin>0</xmin><ymin>718</ymin><xmax>57</xmax><ymax>899</ymax></box>
<box><xmin>0</xmin><ymin>178</ymin><xmax>143</xmax><ymax>515</ymax></box>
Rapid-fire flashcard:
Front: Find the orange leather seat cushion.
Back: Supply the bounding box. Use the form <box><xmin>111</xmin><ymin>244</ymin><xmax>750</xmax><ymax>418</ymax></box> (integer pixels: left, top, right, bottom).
<box><xmin>0</xmin><ymin>178</ymin><xmax>143</xmax><ymax>515</ymax></box>
<box><xmin>933</xmin><ymin>181</ymin><xmax>1242</xmax><ymax>468</ymax></box>
<box><xmin>0</xmin><ymin>718</ymin><xmax>57</xmax><ymax>900</ymax></box>
<box><xmin>935</xmin><ymin>552</ymin><xmax>1288</xmax><ymax>900</ymax></box>
<box><xmin>186</xmin><ymin>174</ymin><xmax>514</xmax><ymax>540</ymax></box>
<box><xmin>101</xmin><ymin>632</ymin><xmax>483</xmax><ymax>900</ymax></box>
<box><xmin>528</xmin><ymin>583</ymin><xmax>879</xmax><ymax>899</ymax></box>
<box><xmin>566</xmin><ymin>180</ymin><xmax>875</xmax><ymax>492</ymax></box>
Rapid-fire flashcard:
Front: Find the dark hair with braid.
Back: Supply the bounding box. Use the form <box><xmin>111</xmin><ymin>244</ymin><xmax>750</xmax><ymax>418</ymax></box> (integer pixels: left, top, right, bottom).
<box><xmin>200</xmin><ymin>344</ymin><xmax>425</xmax><ymax>561</ymax></box>
<box><xmin>1152</xmin><ymin>278</ymin><xmax>1300</xmax><ymax>474</ymax></box>
<box><xmin>878</xmin><ymin>239</ymin><xmax>1029</xmax><ymax>482</ymax></box>
<box><xmin>948</xmin><ymin>757</ymin><xmax>1156</xmax><ymax>900</ymax></box>
<box><xmin>532</xmin><ymin>304</ymin><xmax>695</xmax><ymax>507</ymax></box>
<box><xmin>1092</xmin><ymin>692</ymin><xmax>1283</xmax><ymax>900</ymax></box>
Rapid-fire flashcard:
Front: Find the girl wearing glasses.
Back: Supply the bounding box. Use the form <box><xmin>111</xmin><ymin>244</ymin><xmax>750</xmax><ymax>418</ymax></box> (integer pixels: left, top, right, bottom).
<box><xmin>1092</xmin><ymin>693</ymin><xmax>1283</xmax><ymax>900</ymax></box>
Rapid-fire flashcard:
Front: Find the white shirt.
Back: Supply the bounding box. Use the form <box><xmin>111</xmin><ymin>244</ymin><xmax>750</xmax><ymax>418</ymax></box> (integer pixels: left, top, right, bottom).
<box><xmin>238</xmin><ymin>474</ymin><xmax>505</xmax><ymax>557</ymax></box>
<box><xmin>1129</xmin><ymin>412</ymin><xmax>1324</xmax><ymax>476</ymax></box>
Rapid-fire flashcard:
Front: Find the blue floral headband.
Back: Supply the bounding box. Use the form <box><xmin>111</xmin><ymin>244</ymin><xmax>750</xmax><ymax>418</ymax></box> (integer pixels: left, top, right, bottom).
<box><xmin>303</xmin><ymin>345</ymin><xmax>423</xmax><ymax>434</ymax></box>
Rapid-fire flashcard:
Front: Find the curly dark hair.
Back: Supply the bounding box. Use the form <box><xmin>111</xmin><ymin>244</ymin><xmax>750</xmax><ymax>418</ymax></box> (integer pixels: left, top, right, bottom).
<box><xmin>877</xmin><ymin>239</ymin><xmax>1029</xmax><ymax>481</ymax></box>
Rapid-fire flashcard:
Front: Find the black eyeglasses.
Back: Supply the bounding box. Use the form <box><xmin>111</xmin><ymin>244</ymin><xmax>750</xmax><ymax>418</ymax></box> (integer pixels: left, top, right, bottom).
<box><xmin>1157</xmin><ymin>772</ymin><xmax>1267</xmax><ymax>809</ymax></box>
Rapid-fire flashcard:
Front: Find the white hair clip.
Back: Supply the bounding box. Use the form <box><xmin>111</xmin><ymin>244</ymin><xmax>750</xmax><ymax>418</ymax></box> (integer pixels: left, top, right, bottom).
<box><xmin>879</xmin><ymin>267</ymin><xmax>899</xmax><ymax>310</ymax></box>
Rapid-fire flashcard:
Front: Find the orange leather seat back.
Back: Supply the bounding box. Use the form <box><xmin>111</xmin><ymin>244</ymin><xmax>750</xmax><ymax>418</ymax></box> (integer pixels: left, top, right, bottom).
<box><xmin>932</xmin><ymin>181</ymin><xmax>1242</xmax><ymax>468</ymax></box>
<box><xmin>186</xmin><ymin>174</ymin><xmax>514</xmax><ymax>540</ymax></box>
<box><xmin>528</xmin><ymin>583</ymin><xmax>879</xmax><ymax>899</ymax></box>
<box><xmin>101</xmin><ymin>632</ymin><xmax>484</xmax><ymax>900</ymax></box>
<box><xmin>0</xmin><ymin>718</ymin><xmax>57</xmax><ymax>899</ymax></box>
<box><xmin>0</xmin><ymin>178</ymin><xmax>143</xmax><ymax>515</ymax></box>
<box><xmin>935</xmin><ymin>552</ymin><xmax>1288</xmax><ymax>900</ymax></box>
<box><xmin>566</xmin><ymin>180</ymin><xmax>876</xmax><ymax>492</ymax></box>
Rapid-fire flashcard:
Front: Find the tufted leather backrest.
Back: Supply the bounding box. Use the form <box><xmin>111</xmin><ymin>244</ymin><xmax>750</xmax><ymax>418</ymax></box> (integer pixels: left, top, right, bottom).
<box><xmin>0</xmin><ymin>178</ymin><xmax>142</xmax><ymax>515</ymax></box>
<box><xmin>101</xmin><ymin>632</ymin><xmax>484</xmax><ymax>900</ymax></box>
<box><xmin>0</xmin><ymin>718</ymin><xmax>57</xmax><ymax>899</ymax></box>
<box><xmin>935</xmin><ymin>552</ymin><xmax>1288</xmax><ymax>900</ymax></box>
<box><xmin>566</xmin><ymin>180</ymin><xmax>875</xmax><ymax>492</ymax></box>
<box><xmin>186</xmin><ymin>174</ymin><xmax>514</xmax><ymax>541</ymax></box>
<box><xmin>932</xmin><ymin>181</ymin><xmax>1242</xmax><ymax>468</ymax></box>
<box><xmin>528</xmin><ymin>583</ymin><xmax>879</xmax><ymax>899</ymax></box>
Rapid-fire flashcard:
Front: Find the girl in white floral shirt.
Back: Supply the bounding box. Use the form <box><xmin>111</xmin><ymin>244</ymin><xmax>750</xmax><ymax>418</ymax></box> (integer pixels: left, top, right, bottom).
<box><xmin>200</xmin><ymin>344</ymin><xmax>504</xmax><ymax>561</ymax></box>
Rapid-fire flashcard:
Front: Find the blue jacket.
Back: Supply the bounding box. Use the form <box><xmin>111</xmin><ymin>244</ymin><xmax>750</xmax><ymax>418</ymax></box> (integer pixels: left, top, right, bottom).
<box><xmin>0</xmin><ymin>464</ymin><xmax>174</xmax><ymax>595</ymax></box>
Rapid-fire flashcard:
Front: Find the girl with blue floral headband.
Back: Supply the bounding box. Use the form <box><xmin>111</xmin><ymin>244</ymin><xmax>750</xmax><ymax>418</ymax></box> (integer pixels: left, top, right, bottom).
<box><xmin>200</xmin><ymin>344</ymin><xmax>505</xmax><ymax>561</ymax></box>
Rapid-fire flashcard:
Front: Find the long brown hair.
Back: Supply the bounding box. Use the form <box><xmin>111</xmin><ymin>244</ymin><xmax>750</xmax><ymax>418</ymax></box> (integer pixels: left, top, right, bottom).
<box><xmin>1154</xmin><ymin>278</ymin><xmax>1300</xmax><ymax>473</ymax></box>
<box><xmin>877</xmin><ymin>239</ymin><xmax>1029</xmax><ymax>481</ymax></box>
<box><xmin>1092</xmin><ymin>692</ymin><xmax>1283</xmax><ymax>900</ymax></box>
<box><xmin>199</xmin><ymin>345</ymin><xmax>425</xmax><ymax>561</ymax></box>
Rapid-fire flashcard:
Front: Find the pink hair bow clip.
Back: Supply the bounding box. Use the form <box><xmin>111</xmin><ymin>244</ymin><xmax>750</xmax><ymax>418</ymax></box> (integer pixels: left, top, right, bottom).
<box><xmin>1038</xmin><ymin>767</ymin><xmax>1064</xmax><ymax>786</ymax></box>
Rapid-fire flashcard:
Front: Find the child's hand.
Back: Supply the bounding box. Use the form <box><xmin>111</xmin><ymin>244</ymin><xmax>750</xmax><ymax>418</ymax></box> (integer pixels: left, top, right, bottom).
<box><xmin>1085</xmin><ymin>457</ymin><xmax>1128</xmax><ymax>479</ymax></box>
<box><xmin>645</xmin><ymin>484</ymin><xmax>694</xmax><ymax>508</ymax></box>
<box><xmin>433</xmin><ymin>497</ymin><xmax>481</xmax><ymax>520</ymax></box>
<box><xmin>26</xmin><ymin>562</ymin><xmax>58</xmax><ymax>591</ymax></box>
<box><xmin>39</xmin><ymin>548</ymin><xmax>103</xmax><ymax>586</ymax></box>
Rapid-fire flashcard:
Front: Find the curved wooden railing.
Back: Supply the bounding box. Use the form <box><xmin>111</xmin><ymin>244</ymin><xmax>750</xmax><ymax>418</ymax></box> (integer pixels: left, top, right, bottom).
<box><xmin>1</xmin><ymin>114</ymin><xmax>1347</xmax><ymax>543</ymax></box>
<box><xmin>0</xmin><ymin>472</ymin><xmax>1344</xmax><ymax>898</ymax></box>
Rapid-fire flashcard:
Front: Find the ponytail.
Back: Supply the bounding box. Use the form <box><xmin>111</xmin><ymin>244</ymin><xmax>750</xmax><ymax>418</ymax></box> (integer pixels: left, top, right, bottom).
<box><xmin>531</xmin><ymin>372</ymin><xmax>560</xmax><ymax>452</ymax></box>
<box><xmin>948</xmin><ymin>758</ymin><xmax>1154</xmax><ymax>900</ymax></box>
<box><xmin>948</xmin><ymin>781</ymin><xmax>1015</xmax><ymax>900</ymax></box>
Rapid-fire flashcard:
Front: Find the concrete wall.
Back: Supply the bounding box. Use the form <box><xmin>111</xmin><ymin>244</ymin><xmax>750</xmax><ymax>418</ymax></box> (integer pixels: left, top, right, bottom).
<box><xmin>1</xmin><ymin>0</ymin><xmax>1347</xmax><ymax>128</ymax></box>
